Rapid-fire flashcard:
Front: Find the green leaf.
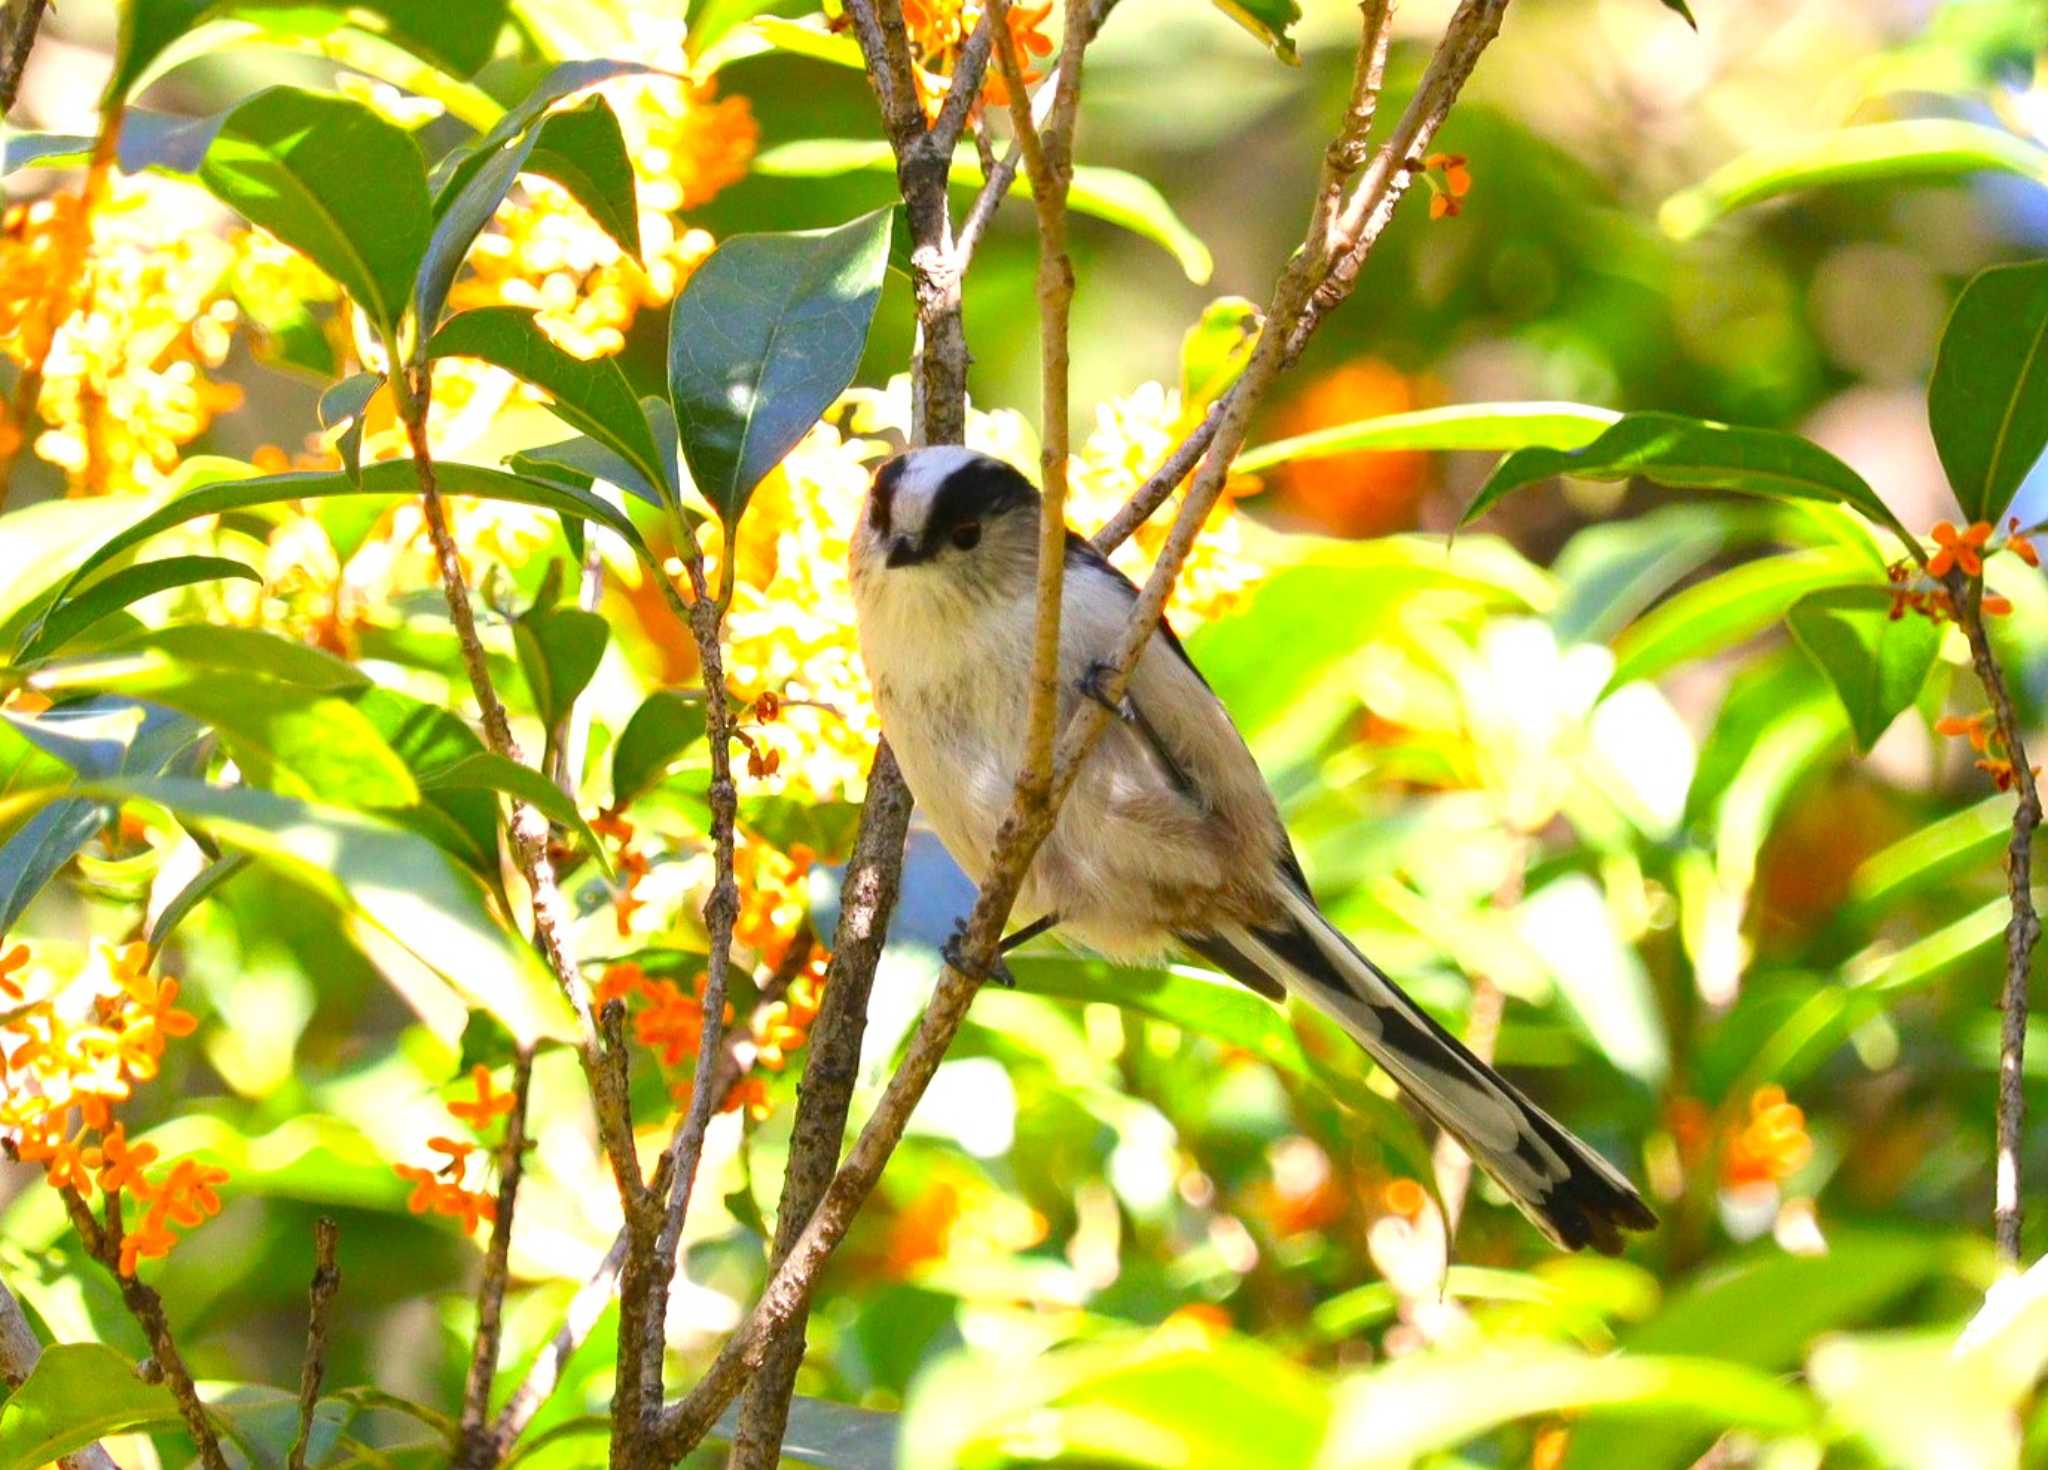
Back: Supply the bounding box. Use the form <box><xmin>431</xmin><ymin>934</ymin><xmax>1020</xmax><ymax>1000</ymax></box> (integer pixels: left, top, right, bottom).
<box><xmin>753</xmin><ymin>141</ymin><xmax>1214</xmax><ymax>283</ymax></box>
<box><xmin>668</xmin><ymin>208</ymin><xmax>892</xmax><ymax>528</ymax></box>
<box><xmin>199</xmin><ymin>87</ymin><xmax>431</xmax><ymax>335</ymax></box>
<box><xmin>430</xmin><ymin>308</ymin><xmax>668</xmax><ymax>500</ymax></box>
<box><xmin>611</xmin><ymin>688</ymin><xmax>709</xmax><ymax>808</ymax></box>
<box><xmin>1660</xmin><ymin>0</ymin><xmax>1698</xmax><ymax>26</ymax></box>
<box><xmin>1208</xmin><ymin>0</ymin><xmax>1301</xmax><ymax>63</ymax></box>
<box><xmin>1660</xmin><ymin>120</ymin><xmax>2048</xmax><ymax>241</ymax></box>
<box><xmin>1608</xmin><ymin>547</ymin><xmax>1874</xmax><ymax>691</ymax></box>
<box><xmin>1179</xmin><ymin>296</ymin><xmax>1261</xmax><ymax>414</ymax></box>
<box><xmin>1785</xmin><ymin>587</ymin><xmax>1942</xmax><ymax>753</ymax></box>
<box><xmin>356</xmin><ymin>686</ymin><xmax>499</xmax><ymax>872</ymax></box>
<box><xmin>419</xmin><ymin>89</ymin><xmax>645</xmax><ymax>339</ymax></box>
<box><xmin>1010</xmin><ymin>954</ymin><xmax>1436</xmax><ymax>1179</ymax></box>
<box><xmin>14</xmin><ymin>556</ymin><xmax>260</xmax><ymax>663</ymax></box>
<box><xmin>318</xmin><ymin>372</ymin><xmax>384</xmax><ymax>489</ymax></box>
<box><xmin>0</xmin><ymin>1342</ymin><xmax>182</xmax><ymax>1470</ymax></box>
<box><xmin>38</xmin><ymin>459</ymin><xmax>653</xmax><ymax>636</ymax></box>
<box><xmin>148</xmin><ymin>851</ymin><xmax>251</xmax><ymax>951</ymax></box>
<box><xmin>419</xmin><ymin>751</ymin><xmax>607</xmax><ymax>875</ymax></box>
<box><xmin>685</xmin><ymin>0</ymin><xmax>792</xmax><ymax>62</ymax></box>
<box><xmin>107</xmin><ymin>0</ymin><xmax>511</xmax><ymax>107</ymax></box>
<box><xmin>1237</xmin><ymin>401</ymin><xmax>1620</xmax><ymax>474</ymax></box>
<box><xmin>0</xmin><ymin>778</ymin><xmax>576</xmax><ymax>1045</ymax></box>
<box><xmin>523</xmin><ymin>94</ymin><xmax>641</xmax><ymax>261</ymax></box>
<box><xmin>512</xmin><ymin>604</ymin><xmax>609</xmax><ymax>731</ymax></box>
<box><xmin>1928</xmin><ymin>259</ymin><xmax>2048</xmax><ymax>525</ymax></box>
<box><xmin>1465</xmin><ymin>412</ymin><xmax>1916</xmax><ymax>547</ymax></box>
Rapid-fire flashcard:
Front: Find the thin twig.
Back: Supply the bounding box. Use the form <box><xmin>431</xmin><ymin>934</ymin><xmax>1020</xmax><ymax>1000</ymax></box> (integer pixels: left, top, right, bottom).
<box><xmin>0</xmin><ymin>1271</ymin><xmax>120</xmax><ymax>1470</ymax></box>
<box><xmin>453</xmin><ymin>1050</ymin><xmax>534</xmax><ymax>1469</ymax></box>
<box><xmin>59</xmin><ymin>1187</ymin><xmax>229</xmax><ymax>1470</ymax></box>
<box><xmin>655</xmin><ymin>1</ymin><xmax>1470</xmax><ymax>1452</ymax></box>
<box><xmin>0</xmin><ymin>0</ymin><xmax>50</xmax><ymax>114</ymax></box>
<box><xmin>1949</xmin><ymin>567</ymin><xmax>2042</xmax><ymax>1266</ymax></box>
<box><xmin>287</xmin><ymin>1218</ymin><xmax>342</xmax><ymax>1470</ymax></box>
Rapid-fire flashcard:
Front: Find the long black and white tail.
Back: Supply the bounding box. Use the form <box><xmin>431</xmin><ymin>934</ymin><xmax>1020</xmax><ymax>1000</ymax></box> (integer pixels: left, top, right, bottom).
<box><xmin>1184</xmin><ymin>887</ymin><xmax>1656</xmax><ymax>1254</ymax></box>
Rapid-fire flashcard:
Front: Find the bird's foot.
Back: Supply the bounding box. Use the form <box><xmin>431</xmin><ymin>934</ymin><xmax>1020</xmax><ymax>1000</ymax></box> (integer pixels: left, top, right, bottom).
<box><xmin>944</xmin><ymin>922</ymin><xmax>1016</xmax><ymax>988</ymax></box>
<box><xmin>1077</xmin><ymin>659</ymin><xmax>1136</xmax><ymax>722</ymax></box>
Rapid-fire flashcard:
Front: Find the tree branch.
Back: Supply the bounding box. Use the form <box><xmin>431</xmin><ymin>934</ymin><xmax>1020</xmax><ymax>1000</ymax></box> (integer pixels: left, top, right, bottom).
<box><xmin>0</xmin><ymin>0</ymin><xmax>50</xmax><ymax>115</ymax></box>
<box><xmin>652</xmin><ymin>2</ymin><xmax>1492</xmax><ymax>1455</ymax></box>
<box><xmin>287</xmin><ymin>1218</ymin><xmax>342</xmax><ymax>1470</ymax></box>
<box><xmin>1949</xmin><ymin>567</ymin><xmax>2042</xmax><ymax>1266</ymax></box>
<box><xmin>0</xmin><ymin>1270</ymin><xmax>119</xmax><ymax>1470</ymax></box>
<box><xmin>453</xmin><ymin>1050</ymin><xmax>533</xmax><ymax>1469</ymax></box>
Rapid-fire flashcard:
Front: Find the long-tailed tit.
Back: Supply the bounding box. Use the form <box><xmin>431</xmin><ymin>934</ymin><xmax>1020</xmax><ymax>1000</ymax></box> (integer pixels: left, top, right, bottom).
<box><xmin>849</xmin><ymin>446</ymin><xmax>1657</xmax><ymax>1254</ymax></box>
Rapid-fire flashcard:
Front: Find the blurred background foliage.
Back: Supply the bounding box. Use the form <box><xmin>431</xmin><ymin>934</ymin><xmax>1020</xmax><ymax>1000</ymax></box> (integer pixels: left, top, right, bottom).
<box><xmin>5</xmin><ymin>0</ymin><xmax>2048</xmax><ymax>1466</ymax></box>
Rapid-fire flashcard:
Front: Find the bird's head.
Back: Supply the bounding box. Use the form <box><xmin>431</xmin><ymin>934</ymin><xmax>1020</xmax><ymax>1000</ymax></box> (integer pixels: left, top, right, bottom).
<box><xmin>853</xmin><ymin>448</ymin><xmax>1041</xmax><ymax>593</ymax></box>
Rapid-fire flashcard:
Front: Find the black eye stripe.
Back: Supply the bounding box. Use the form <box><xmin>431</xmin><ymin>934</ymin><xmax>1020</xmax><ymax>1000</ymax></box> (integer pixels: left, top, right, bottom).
<box><xmin>870</xmin><ymin>457</ymin><xmax>907</xmax><ymax>538</ymax></box>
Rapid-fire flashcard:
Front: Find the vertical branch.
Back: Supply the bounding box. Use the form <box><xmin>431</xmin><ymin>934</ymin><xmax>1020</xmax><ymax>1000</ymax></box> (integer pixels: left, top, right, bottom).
<box><xmin>287</xmin><ymin>1219</ymin><xmax>342</xmax><ymax>1470</ymax></box>
<box><xmin>58</xmin><ymin>1187</ymin><xmax>229</xmax><ymax>1470</ymax></box>
<box><xmin>1950</xmin><ymin>569</ymin><xmax>2041</xmax><ymax>1266</ymax></box>
<box><xmin>0</xmin><ymin>1271</ymin><xmax>119</xmax><ymax>1470</ymax></box>
<box><xmin>0</xmin><ymin>0</ymin><xmax>50</xmax><ymax>114</ymax></box>
<box><xmin>454</xmin><ymin>1049</ymin><xmax>534</xmax><ymax>1469</ymax></box>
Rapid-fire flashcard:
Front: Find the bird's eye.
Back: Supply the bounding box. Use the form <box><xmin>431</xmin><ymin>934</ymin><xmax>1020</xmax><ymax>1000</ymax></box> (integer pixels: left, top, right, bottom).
<box><xmin>949</xmin><ymin>522</ymin><xmax>982</xmax><ymax>551</ymax></box>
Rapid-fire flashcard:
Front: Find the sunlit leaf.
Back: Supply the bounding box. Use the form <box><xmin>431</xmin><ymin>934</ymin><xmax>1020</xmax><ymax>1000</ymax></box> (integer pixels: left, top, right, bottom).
<box><xmin>1180</xmin><ymin>296</ymin><xmax>1262</xmax><ymax>415</ymax></box>
<box><xmin>148</xmin><ymin>851</ymin><xmax>252</xmax><ymax>952</ymax></box>
<box><xmin>522</xmin><ymin>94</ymin><xmax>641</xmax><ymax>261</ymax></box>
<box><xmin>1465</xmin><ymin>413</ymin><xmax>1916</xmax><ymax>547</ymax></box>
<box><xmin>13</xmin><ymin>556</ymin><xmax>260</xmax><ymax>663</ymax></box>
<box><xmin>1209</xmin><ymin>0</ymin><xmax>1301</xmax><ymax>63</ymax></box>
<box><xmin>1661</xmin><ymin>120</ymin><xmax>2048</xmax><ymax>241</ymax></box>
<box><xmin>612</xmin><ymin>688</ymin><xmax>709</xmax><ymax>808</ymax></box>
<box><xmin>199</xmin><ymin>87</ymin><xmax>431</xmax><ymax>336</ymax></box>
<box><xmin>318</xmin><ymin>371</ymin><xmax>383</xmax><ymax>489</ymax></box>
<box><xmin>1237</xmin><ymin>401</ymin><xmax>1619</xmax><ymax>474</ymax></box>
<box><xmin>430</xmin><ymin>308</ymin><xmax>669</xmax><ymax>501</ymax></box>
<box><xmin>0</xmin><ymin>1342</ymin><xmax>181</xmax><ymax>1470</ymax></box>
<box><xmin>1608</xmin><ymin>547</ymin><xmax>1876</xmax><ymax>691</ymax></box>
<box><xmin>512</xmin><ymin>604</ymin><xmax>609</xmax><ymax>732</ymax></box>
<box><xmin>668</xmin><ymin>208</ymin><xmax>892</xmax><ymax>528</ymax></box>
<box><xmin>1928</xmin><ymin>259</ymin><xmax>2048</xmax><ymax>525</ymax></box>
<box><xmin>420</xmin><ymin>751</ymin><xmax>608</xmax><ymax>874</ymax></box>
<box><xmin>1785</xmin><ymin>587</ymin><xmax>1942</xmax><ymax>753</ymax></box>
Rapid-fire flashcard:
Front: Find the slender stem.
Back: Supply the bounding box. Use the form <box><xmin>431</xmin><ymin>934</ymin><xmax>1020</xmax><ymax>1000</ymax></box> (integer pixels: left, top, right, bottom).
<box><xmin>1949</xmin><ymin>568</ymin><xmax>2041</xmax><ymax>1266</ymax></box>
<box><xmin>0</xmin><ymin>0</ymin><xmax>51</xmax><ymax>114</ymax></box>
<box><xmin>59</xmin><ymin>1187</ymin><xmax>229</xmax><ymax>1470</ymax></box>
<box><xmin>287</xmin><ymin>1219</ymin><xmax>343</xmax><ymax>1470</ymax></box>
<box><xmin>453</xmin><ymin>1050</ymin><xmax>534</xmax><ymax>1469</ymax></box>
<box><xmin>0</xmin><ymin>1271</ymin><xmax>120</xmax><ymax>1470</ymax></box>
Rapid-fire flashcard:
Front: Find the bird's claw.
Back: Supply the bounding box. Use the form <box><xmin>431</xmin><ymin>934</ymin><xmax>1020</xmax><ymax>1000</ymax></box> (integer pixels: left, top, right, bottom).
<box><xmin>944</xmin><ymin>924</ymin><xmax>1016</xmax><ymax>988</ymax></box>
<box><xmin>1078</xmin><ymin>659</ymin><xmax>1134</xmax><ymax>722</ymax></box>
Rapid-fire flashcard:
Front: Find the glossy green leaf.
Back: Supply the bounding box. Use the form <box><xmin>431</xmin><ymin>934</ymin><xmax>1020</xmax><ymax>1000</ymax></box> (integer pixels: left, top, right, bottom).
<box><xmin>0</xmin><ymin>1342</ymin><xmax>182</xmax><ymax>1470</ymax></box>
<box><xmin>1466</xmin><ymin>413</ymin><xmax>1915</xmax><ymax>546</ymax></box>
<box><xmin>199</xmin><ymin>87</ymin><xmax>430</xmax><ymax>335</ymax></box>
<box><xmin>356</xmin><ymin>686</ymin><xmax>499</xmax><ymax>872</ymax></box>
<box><xmin>1209</xmin><ymin>0</ymin><xmax>1301</xmax><ymax>62</ymax></box>
<box><xmin>1928</xmin><ymin>259</ymin><xmax>2048</xmax><ymax>525</ymax></box>
<box><xmin>419</xmin><ymin>751</ymin><xmax>607</xmax><ymax>874</ymax></box>
<box><xmin>38</xmin><ymin>459</ymin><xmax>652</xmax><ymax>633</ymax></box>
<box><xmin>419</xmin><ymin>92</ymin><xmax>643</xmax><ymax>339</ymax></box>
<box><xmin>513</xmin><ymin>604</ymin><xmax>609</xmax><ymax>731</ymax></box>
<box><xmin>753</xmin><ymin>141</ymin><xmax>1213</xmax><ymax>283</ymax></box>
<box><xmin>1609</xmin><ymin>547</ymin><xmax>1874</xmax><ymax>691</ymax></box>
<box><xmin>1785</xmin><ymin>587</ymin><xmax>1942</xmax><ymax>753</ymax></box>
<box><xmin>107</xmin><ymin>0</ymin><xmax>510</xmax><ymax>107</ymax></box>
<box><xmin>611</xmin><ymin>688</ymin><xmax>709</xmax><ymax>808</ymax></box>
<box><xmin>668</xmin><ymin>208</ymin><xmax>892</xmax><ymax>528</ymax></box>
<box><xmin>1179</xmin><ymin>296</ymin><xmax>1261</xmax><ymax>414</ymax></box>
<box><xmin>318</xmin><ymin>371</ymin><xmax>383</xmax><ymax>488</ymax></box>
<box><xmin>14</xmin><ymin>555</ymin><xmax>259</xmax><ymax>663</ymax></box>
<box><xmin>428</xmin><ymin>59</ymin><xmax>655</xmax><ymax>198</ymax></box>
<box><xmin>1661</xmin><ymin>120</ymin><xmax>2048</xmax><ymax>241</ymax></box>
<box><xmin>1237</xmin><ymin>401</ymin><xmax>1620</xmax><ymax>474</ymax></box>
<box><xmin>430</xmin><ymin>308</ymin><xmax>668</xmax><ymax>500</ymax></box>
<box><xmin>522</xmin><ymin>94</ymin><xmax>641</xmax><ymax>261</ymax></box>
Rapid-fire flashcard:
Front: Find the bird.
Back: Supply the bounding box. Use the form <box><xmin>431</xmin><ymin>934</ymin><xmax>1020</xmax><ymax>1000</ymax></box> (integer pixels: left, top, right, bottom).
<box><xmin>848</xmin><ymin>446</ymin><xmax>1658</xmax><ymax>1255</ymax></box>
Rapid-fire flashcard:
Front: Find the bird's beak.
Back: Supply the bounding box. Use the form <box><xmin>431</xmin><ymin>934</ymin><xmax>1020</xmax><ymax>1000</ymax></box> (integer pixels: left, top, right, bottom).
<box><xmin>884</xmin><ymin>536</ymin><xmax>921</xmax><ymax>568</ymax></box>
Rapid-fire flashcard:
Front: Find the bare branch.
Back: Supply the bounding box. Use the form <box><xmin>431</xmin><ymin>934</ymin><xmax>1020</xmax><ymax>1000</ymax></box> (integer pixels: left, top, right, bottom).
<box><xmin>931</xmin><ymin>11</ymin><xmax>997</xmax><ymax>151</ymax></box>
<box><xmin>453</xmin><ymin>1051</ymin><xmax>533</xmax><ymax>1469</ymax></box>
<box><xmin>0</xmin><ymin>1271</ymin><xmax>119</xmax><ymax>1470</ymax></box>
<box><xmin>0</xmin><ymin>0</ymin><xmax>50</xmax><ymax>115</ymax></box>
<box><xmin>1948</xmin><ymin>568</ymin><xmax>2042</xmax><ymax>1266</ymax></box>
<box><xmin>287</xmin><ymin>1219</ymin><xmax>342</xmax><ymax>1470</ymax></box>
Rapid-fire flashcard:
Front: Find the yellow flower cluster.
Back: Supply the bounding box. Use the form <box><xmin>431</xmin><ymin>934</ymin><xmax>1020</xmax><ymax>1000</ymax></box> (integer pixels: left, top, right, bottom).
<box><xmin>0</xmin><ymin>171</ymin><xmax>245</xmax><ymax>493</ymax></box>
<box><xmin>1</xmin><ymin>940</ymin><xmax>226</xmax><ymax>1275</ymax></box>
<box><xmin>715</xmin><ymin>380</ymin><xmax>1269</xmax><ymax>803</ymax></box>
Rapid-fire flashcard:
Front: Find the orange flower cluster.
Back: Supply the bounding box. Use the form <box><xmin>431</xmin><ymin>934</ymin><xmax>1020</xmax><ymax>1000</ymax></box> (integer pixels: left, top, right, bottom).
<box><xmin>733</xmin><ymin>837</ymin><xmax>817</xmax><ymax>975</ymax></box>
<box><xmin>1418</xmin><ymin>153</ymin><xmax>1473</xmax><ymax>220</ymax></box>
<box><xmin>1890</xmin><ymin>519</ymin><xmax>2035</xmax><ymax>621</ymax></box>
<box><xmin>391</xmin><ymin>1066</ymin><xmax>515</xmax><ymax>1235</ymax></box>
<box><xmin>896</xmin><ymin>0</ymin><xmax>1054</xmax><ymax>119</ymax></box>
<box><xmin>2</xmin><ymin>940</ymin><xmax>226</xmax><ymax>1275</ymax></box>
<box><xmin>595</xmin><ymin>810</ymin><xmax>654</xmax><ymax>937</ymax></box>
<box><xmin>1937</xmin><ymin>708</ymin><xmax>2040</xmax><ymax>792</ymax></box>
<box><xmin>1670</xmin><ymin>1085</ymin><xmax>1812</xmax><ymax>1192</ymax></box>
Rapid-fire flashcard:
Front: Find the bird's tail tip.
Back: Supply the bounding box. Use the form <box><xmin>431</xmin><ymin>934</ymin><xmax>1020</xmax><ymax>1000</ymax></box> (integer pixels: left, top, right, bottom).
<box><xmin>1510</xmin><ymin>1141</ymin><xmax>1660</xmax><ymax>1256</ymax></box>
